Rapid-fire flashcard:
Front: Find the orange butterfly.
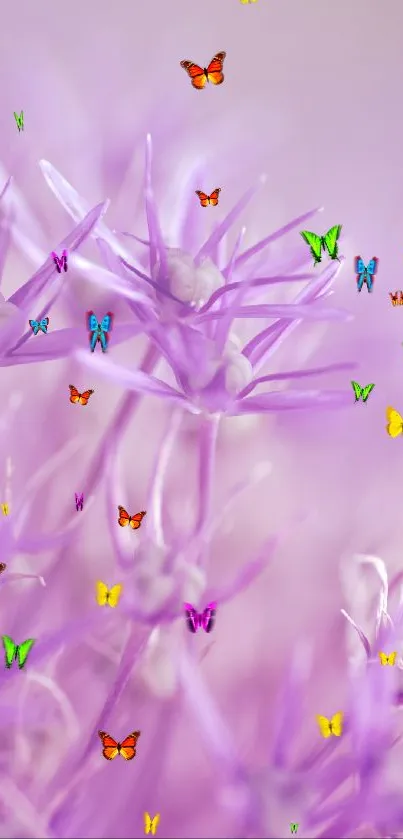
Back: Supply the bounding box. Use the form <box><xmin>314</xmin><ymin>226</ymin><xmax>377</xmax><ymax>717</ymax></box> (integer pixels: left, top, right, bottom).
<box><xmin>118</xmin><ymin>507</ymin><xmax>146</xmax><ymax>529</ymax></box>
<box><xmin>195</xmin><ymin>188</ymin><xmax>221</xmax><ymax>207</ymax></box>
<box><xmin>69</xmin><ymin>385</ymin><xmax>94</xmax><ymax>405</ymax></box>
<box><xmin>180</xmin><ymin>51</ymin><xmax>226</xmax><ymax>89</ymax></box>
<box><xmin>98</xmin><ymin>729</ymin><xmax>141</xmax><ymax>761</ymax></box>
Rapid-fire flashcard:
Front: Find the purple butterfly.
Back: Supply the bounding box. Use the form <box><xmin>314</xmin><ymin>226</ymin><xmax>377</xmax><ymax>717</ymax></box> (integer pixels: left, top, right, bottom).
<box><xmin>184</xmin><ymin>602</ymin><xmax>217</xmax><ymax>634</ymax></box>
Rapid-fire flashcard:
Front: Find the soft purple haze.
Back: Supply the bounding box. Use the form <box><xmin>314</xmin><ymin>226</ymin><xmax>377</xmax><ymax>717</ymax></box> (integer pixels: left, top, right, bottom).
<box><xmin>0</xmin><ymin>2</ymin><xmax>403</xmax><ymax>837</ymax></box>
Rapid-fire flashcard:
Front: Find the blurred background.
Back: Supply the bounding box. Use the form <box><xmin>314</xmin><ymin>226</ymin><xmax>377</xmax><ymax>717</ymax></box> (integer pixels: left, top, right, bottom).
<box><xmin>0</xmin><ymin>2</ymin><xmax>402</xmax><ymax>837</ymax></box>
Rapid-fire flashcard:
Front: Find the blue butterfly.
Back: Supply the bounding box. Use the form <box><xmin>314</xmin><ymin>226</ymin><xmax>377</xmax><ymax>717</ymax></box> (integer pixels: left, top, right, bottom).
<box><xmin>87</xmin><ymin>311</ymin><xmax>113</xmax><ymax>352</ymax></box>
<box><xmin>355</xmin><ymin>256</ymin><xmax>378</xmax><ymax>292</ymax></box>
<box><xmin>29</xmin><ymin>317</ymin><xmax>49</xmax><ymax>335</ymax></box>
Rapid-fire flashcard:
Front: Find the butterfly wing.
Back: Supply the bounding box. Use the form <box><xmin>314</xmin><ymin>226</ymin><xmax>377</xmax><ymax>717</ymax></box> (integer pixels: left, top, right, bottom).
<box><xmin>386</xmin><ymin>406</ymin><xmax>403</xmax><ymax>437</ymax></box>
<box><xmin>40</xmin><ymin>317</ymin><xmax>49</xmax><ymax>333</ymax></box>
<box><xmin>119</xmin><ymin>730</ymin><xmax>141</xmax><ymax>760</ymax></box>
<box><xmin>150</xmin><ymin>814</ymin><xmax>160</xmax><ymax>835</ymax></box>
<box><xmin>87</xmin><ymin>311</ymin><xmax>99</xmax><ymax>331</ymax></box>
<box><xmin>17</xmin><ymin>638</ymin><xmax>35</xmax><ymax>669</ymax></box>
<box><xmin>118</xmin><ymin>506</ymin><xmax>130</xmax><ymax>527</ymax></box>
<box><xmin>96</xmin><ymin>580</ymin><xmax>109</xmax><ymax>606</ymax></box>
<box><xmin>2</xmin><ymin>635</ymin><xmax>16</xmax><ymax>668</ymax></box>
<box><xmin>379</xmin><ymin>651</ymin><xmax>388</xmax><ymax>665</ymax></box>
<box><xmin>202</xmin><ymin>601</ymin><xmax>217</xmax><ymax>633</ymax></box>
<box><xmin>316</xmin><ymin>714</ymin><xmax>332</xmax><ymax>738</ymax></box>
<box><xmin>208</xmin><ymin>188</ymin><xmax>221</xmax><ymax>206</ymax></box>
<box><xmin>355</xmin><ymin>256</ymin><xmax>365</xmax><ymax>275</ymax></box>
<box><xmin>206</xmin><ymin>51</ymin><xmax>226</xmax><ymax>85</ymax></box>
<box><xmin>107</xmin><ymin>584</ymin><xmax>123</xmax><ymax>608</ymax></box>
<box><xmin>0</xmin><ymin>563</ymin><xmax>6</xmax><ymax>574</ymax></box>
<box><xmin>100</xmin><ymin>313</ymin><xmax>113</xmax><ymax>333</ymax></box>
<box><xmin>129</xmin><ymin>511</ymin><xmax>146</xmax><ymax>530</ymax></box>
<box><xmin>144</xmin><ymin>813</ymin><xmax>152</xmax><ymax>834</ymax></box>
<box><xmin>300</xmin><ymin>231</ymin><xmax>322</xmax><ymax>265</ymax></box>
<box><xmin>330</xmin><ymin>711</ymin><xmax>343</xmax><ymax>736</ymax></box>
<box><xmin>69</xmin><ymin>385</ymin><xmax>80</xmax><ymax>404</ymax></box>
<box><xmin>29</xmin><ymin>320</ymin><xmax>39</xmax><ymax>335</ymax></box>
<box><xmin>367</xmin><ymin>257</ymin><xmax>378</xmax><ymax>276</ymax></box>
<box><xmin>78</xmin><ymin>389</ymin><xmax>94</xmax><ymax>406</ymax></box>
<box><xmin>184</xmin><ymin>603</ymin><xmax>199</xmax><ymax>633</ymax></box>
<box><xmin>195</xmin><ymin>191</ymin><xmax>210</xmax><ymax>207</ymax></box>
<box><xmin>180</xmin><ymin>60</ymin><xmax>207</xmax><ymax>89</ymax></box>
<box><xmin>323</xmin><ymin>225</ymin><xmax>342</xmax><ymax>260</ymax></box>
<box><xmin>351</xmin><ymin>381</ymin><xmax>363</xmax><ymax>401</ymax></box>
<box><xmin>389</xmin><ymin>652</ymin><xmax>397</xmax><ymax>665</ymax></box>
<box><xmin>98</xmin><ymin>730</ymin><xmax>119</xmax><ymax>760</ymax></box>
<box><xmin>361</xmin><ymin>384</ymin><xmax>375</xmax><ymax>402</ymax></box>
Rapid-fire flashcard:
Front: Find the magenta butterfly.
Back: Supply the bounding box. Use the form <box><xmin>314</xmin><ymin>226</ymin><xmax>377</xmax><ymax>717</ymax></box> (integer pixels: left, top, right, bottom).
<box><xmin>184</xmin><ymin>602</ymin><xmax>217</xmax><ymax>633</ymax></box>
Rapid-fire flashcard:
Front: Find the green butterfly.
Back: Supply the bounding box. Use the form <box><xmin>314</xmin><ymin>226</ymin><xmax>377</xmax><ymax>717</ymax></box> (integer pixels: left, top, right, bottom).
<box><xmin>351</xmin><ymin>381</ymin><xmax>375</xmax><ymax>403</ymax></box>
<box><xmin>290</xmin><ymin>825</ymin><xmax>299</xmax><ymax>835</ymax></box>
<box><xmin>300</xmin><ymin>225</ymin><xmax>342</xmax><ymax>266</ymax></box>
<box><xmin>2</xmin><ymin>635</ymin><xmax>35</xmax><ymax>669</ymax></box>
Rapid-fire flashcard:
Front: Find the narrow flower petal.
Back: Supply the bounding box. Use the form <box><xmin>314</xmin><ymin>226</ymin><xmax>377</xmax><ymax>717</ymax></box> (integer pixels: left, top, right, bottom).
<box><xmin>238</xmin><ymin>361</ymin><xmax>357</xmax><ymax>399</ymax></box>
<box><xmin>232</xmin><ymin>206</ymin><xmax>323</xmax><ymax>271</ymax></box>
<box><xmin>178</xmin><ymin>649</ymin><xmax>242</xmax><ymax>774</ymax></box>
<box><xmin>38</xmin><ymin>159</ymin><xmax>144</xmax><ymax>270</ymax></box>
<box><xmin>198</xmin><ymin>273</ymin><xmax>315</xmax><ymax>315</ymax></box>
<box><xmin>232</xmin><ymin>388</ymin><xmax>352</xmax><ymax>414</ymax></box>
<box><xmin>75</xmin><ymin>349</ymin><xmax>192</xmax><ymax>406</ymax></box>
<box><xmin>0</xmin><ymin>176</ymin><xmax>12</xmax><ymax>202</ymax></box>
<box><xmin>242</xmin><ymin>260</ymin><xmax>342</xmax><ymax>368</ymax></box>
<box><xmin>340</xmin><ymin>608</ymin><xmax>372</xmax><ymax>657</ymax></box>
<box><xmin>197</xmin><ymin>302</ymin><xmax>351</xmax><ymax>323</ymax></box>
<box><xmin>5</xmin><ymin>323</ymin><xmax>142</xmax><ymax>364</ymax></box>
<box><xmin>9</xmin><ymin>201</ymin><xmax>109</xmax><ymax>310</ymax></box>
<box><xmin>69</xmin><ymin>253</ymin><xmax>157</xmax><ymax>309</ymax></box>
<box><xmin>195</xmin><ymin>175</ymin><xmax>266</xmax><ymax>266</ymax></box>
<box><xmin>144</xmin><ymin>134</ymin><xmax>168</xmax><ymax>287</ymax></box>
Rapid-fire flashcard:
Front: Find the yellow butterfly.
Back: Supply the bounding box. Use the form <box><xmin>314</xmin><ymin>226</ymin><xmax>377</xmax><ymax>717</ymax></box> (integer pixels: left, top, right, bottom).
<box><xmin>386</xmin><ymin>406</ymin><xmax>403</xmax><ymax>437</ymax></box>
<box><xmin>379</xmin><ymin>651</ymin><xmax>397</xmax><ymax>666</ymax></box>
<box><xmin>1</xmin><ymin>503</ymin><xmax>9</xmax><ymax>515</ymax></box>
<box><xmin>144</xmin><ymin>813</ymin><xmax>160</xmax><ymax>835</ymax></box>
<box><xmin>240</xmin><ymin>0</ymin><xmax>257</xmax><ymax>3</ymax></box>
<box><xmin>316</xmin><ymin>711</ymin><xmax>343</xmax><ymax>738</ymax></box>
<box><xmin>96</xmin><ymin>581</ymin><xmax>122</xmax><ymax>608</ymax></box>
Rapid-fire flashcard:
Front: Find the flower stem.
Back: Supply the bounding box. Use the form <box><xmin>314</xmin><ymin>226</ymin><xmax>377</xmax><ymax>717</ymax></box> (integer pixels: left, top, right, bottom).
<box><xmin>194</xmin><ymin>415</ymin><xmax>220</xmax><ymax>566</ymax></box>
<box><xmin>82</xmin><ymin>342</ymin><xmax>160</xmax><ymax>497</ymax></box>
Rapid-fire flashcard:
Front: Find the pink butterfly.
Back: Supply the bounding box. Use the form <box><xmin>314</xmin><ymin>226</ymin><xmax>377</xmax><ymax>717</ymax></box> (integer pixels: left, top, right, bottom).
<box><xmin>184</xmin><ymin>602</ymin><xmax>217</xmax><ymax>633</ymax></box>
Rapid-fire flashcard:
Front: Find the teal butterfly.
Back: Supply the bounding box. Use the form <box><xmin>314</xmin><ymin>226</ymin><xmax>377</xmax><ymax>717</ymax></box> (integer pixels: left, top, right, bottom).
<box><xmin>351</xmin><ymin>381</ymin><xmax>375</xmax><ymax>403</ymax></box>
<box><xmin>300</xmin><ymin>225</ymin><xmax>342</xmax><ymax>266</ymax></box>
<box><xmin>2</xmin><ymin>635</ymin><xmax>35</xmax><ymax>669</ymax></box>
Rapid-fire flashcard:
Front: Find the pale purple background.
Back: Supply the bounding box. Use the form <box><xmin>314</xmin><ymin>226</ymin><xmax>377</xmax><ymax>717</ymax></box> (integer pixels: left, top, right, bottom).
<box><xmin>0</xmin><ymin>2</ymin><xmax>403</xmax><ymax>837</ymax></box>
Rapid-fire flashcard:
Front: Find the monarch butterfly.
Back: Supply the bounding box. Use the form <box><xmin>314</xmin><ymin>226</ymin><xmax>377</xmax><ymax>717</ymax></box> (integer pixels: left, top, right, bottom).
<box><xmin>98</xmin><ymin>729</ymin><xmax>141</xmax><ymax>761</ymax></box>
<box><xmin>118</xmin><ymin>507</ymin><xmax>146</xmax><ymax>529</ymax></box>
<box><xmin>180</xmin><ymin>52</ymin><xmax>226</xmax><ymax>89</ymax></box>
<box><xmin>379</xmin><ymin>651</ymin><xmax>397</xmax><ymax>666</ymax></box>
<box><xmin>69</xmin><ymin>385</ymin><xmax>94</xmax><ymax>405</ymax></box>
<box><xmin>0</xmin><ymin>563</ymin><xmax>6</xmax><ymax>574</ymax></box>
<box><xmin>386</xmin><ymin>406</ymin><xmax>403</xmax><ymax>437</ymax></box>
<box><xmin>96</xmin><ymin>581</ymin><xmax>122</xmax><ymax>608</ymax></box>
<box><xmin>195</xmin><ymin>188</ymin><xmax>221</xmax><ymax>207</ymax></box>
<box><xmin>316</xmin><ymin>711</ymin><xmax>343</xmax><ymax>738</ymax></box>
<box><xmin>144</xmin><ymin>813</ymin><xmax>160</xmax><ymax>835</ymax></box>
